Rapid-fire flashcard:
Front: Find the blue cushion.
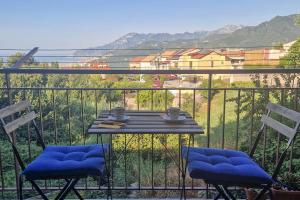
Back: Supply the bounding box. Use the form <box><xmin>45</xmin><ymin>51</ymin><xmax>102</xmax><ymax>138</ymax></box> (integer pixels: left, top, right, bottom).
<box><xmin>182</xmin><ymin>147</ymin><xmax>273</xmax><ymax>186</ymax></box>
<box><xmin>23</xmin><ymin>144</ymin><xmax>109</xmax><ymax>180</ymax></box>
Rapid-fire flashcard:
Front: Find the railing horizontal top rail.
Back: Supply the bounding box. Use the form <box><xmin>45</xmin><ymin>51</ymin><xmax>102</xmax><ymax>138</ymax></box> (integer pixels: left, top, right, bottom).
<box><xmin>0</xmin><ymin>87</ymin><xmax>298</xmax><ymax>90</ymax></box>
<box><xmin>0</xmin><ymin>68</ymin><xmax>300</xmax><ymax>75</ymax></box>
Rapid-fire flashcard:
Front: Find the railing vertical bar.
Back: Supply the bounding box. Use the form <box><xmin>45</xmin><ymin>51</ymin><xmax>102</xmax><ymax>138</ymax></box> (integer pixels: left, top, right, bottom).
<box><xmin>206</xmin><ymin>74</ymin><xmax>212</xmax><ymax>148</ymax></box>
<box><xmin>0</xmin><ymin>150</ymin><xmax>4</xmax><ymax>198</ymax></box>
<box><xmin>110</xmin><ymin>134</ymin><xmax>114</xmax><ymax>189</ymax></box>
<box><xmin>38</xmin><ymin>90</ymin><xmax>44</xmax><ymax>142</ymax></box>
<box><xmin>235</xmin><ymin>89</ymin><xmax>241</xmax><ymax>150</ymax></box>
<box><xmin>137</xmin><ymin>90</ymin><xmax>140</xmax><ymax>110</ymax></box>
<box><xmin>192</xmin><ymin>89</ymin><xmax>196</xmax><ymax>118</ymax></box>
<box><xmin>191</xmin><ymin>134</ymin><xmax>195</xmax><ymax>189</ymax></box>
<box><xmin>38</xmin><ymin>89</ymin><xmax>47</xmax><ymax>189</ymax></box>
<box><xmin>52</xmin><ymin>89</ymin><xmax>57</xmax><ymax>145</ymax></box>
<box><xmin>250</xmin><ymin>89</ymin><xmax>255</xmax><ymax>152</ymax></box>
<box><xmin>26</xmin><ymin>91</ymin><xmax>32</xmax><ymax>161</ymax></box>
<box><xmin>124</xmin><ymin>134</ymin><xmax>127</xmax><ymax>189</ymax></box>
<box><xmin>276</xmin><ymin>89</ymin><xmax>284</xmax><ymax>164</ymax></box>
<box><xmin>95</xmin><ymin>90</ymin><xmax>99</xmax><ymax>144</ymax></box>
<box><xmin>151</xmin><ymin>133</ymin><xmax>154</xmax><ymax>190</ymax></box>
<box><xmin>179</xmin><ymin>89</ymin><xmax>182</xmax><ymax>108</ymax></box>
<box><xmin>66</xmin><ymin>90</ymin><xmax>72</xmax><ymax>145</ymax></box>
<box><xmin>138</xmin><ymin>134</ymin><xmax>141</xmax><ymax>189</ymax></box>
<box><xmin>80</xmin><ymin>90</ymin><xmax>85</xmax><ymax>145</ymax></box>
<box><xmin>123</xmin><ymin>90</ymin><xmax>126</xmax><ymax>108</ymax></box>
<box><xmin>178</xmin><ymin>134</ymin><xmax>181</xmax><ymax>189</ymax></box>
<box><xmin>151</xmin><ymin>90</ymin><xmax>154</xmax><ymax>110</ymax></box>
<box><xmin>165</xmin><ymin>89</ymin><xmax>168</xmax><ymax>111</ymax></box>
<box><xmin>262</xmin><ymin>126</ymin><xmax>267</xmax><ymax>168</ymax></box>
<box><xmin>262</xmin><ymin>89</ymin><xmax>270</xmax><ymax>168</ymax></box>
<box><xmin>164</xmin><ymin>134</ymin><xmax>167</xmax><ymax>190</ymax></box>
<box><xmin>221</xmin><ymin>89</ymin><xmax>226</xmax><ymax>149</ymax></box>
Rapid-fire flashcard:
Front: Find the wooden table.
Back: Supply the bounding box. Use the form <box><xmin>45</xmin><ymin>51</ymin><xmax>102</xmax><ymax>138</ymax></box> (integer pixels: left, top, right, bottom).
<box><xmin>88</xmin><ymin>110</ymin><xmax>204</xmax><ymax>134</ymax></box>
<box><xmin>87</xmin><ymin>110</ymin><xmax>204</xmax><ymax>199</ymax></box>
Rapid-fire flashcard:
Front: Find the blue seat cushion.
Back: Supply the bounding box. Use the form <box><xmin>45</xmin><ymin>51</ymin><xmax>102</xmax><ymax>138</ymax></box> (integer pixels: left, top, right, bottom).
<box><xmin>23</xmin><ymin>144</ymin><xmax>109</xmax><ymax>180</ymax></box>
<box><xmin>182</xmin><ymin>147</ymin><xmax>273</xmax><ymax>186</ymax></box>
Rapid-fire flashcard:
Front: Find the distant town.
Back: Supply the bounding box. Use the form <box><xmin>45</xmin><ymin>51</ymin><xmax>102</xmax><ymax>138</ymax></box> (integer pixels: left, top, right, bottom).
<box><xmin>75</xmin><ymin>40</ymin><xmax>295</xmax><ymax>72</ymax></box>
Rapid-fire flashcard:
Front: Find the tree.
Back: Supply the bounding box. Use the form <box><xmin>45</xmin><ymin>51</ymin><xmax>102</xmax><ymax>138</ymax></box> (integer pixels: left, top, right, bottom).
<box><xmin>0</xmin><ymin>58</ymin><xmax>3</xmax><ymax>67</ymax></box>
<box><xmin>280</xmin><ymin>39</ymin><xmax>300</xmax><ymax>68</ymax></box>
<box><xmin>7</xmin><ymin>52</ymin><xmax>36</xmax><ymax>67</ymax></box>
<box><xmin>7</xmin><ymin>52</ymin><xmax>23</xmax><ymax>66</ymax></box>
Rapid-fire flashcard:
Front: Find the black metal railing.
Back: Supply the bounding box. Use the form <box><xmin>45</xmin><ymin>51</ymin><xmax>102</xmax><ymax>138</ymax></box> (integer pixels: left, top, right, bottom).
<box><xmin>0</xmin><ymin>68</ymin><xmax>299</xmax><ymax>199</ymax></box>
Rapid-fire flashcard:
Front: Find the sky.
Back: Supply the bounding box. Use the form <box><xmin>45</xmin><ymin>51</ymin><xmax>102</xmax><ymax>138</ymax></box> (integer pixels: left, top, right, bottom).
<box><xmin>0</xmin><ymin>0</ymin><xmax>299</xmax><ymax>49</ymax></box>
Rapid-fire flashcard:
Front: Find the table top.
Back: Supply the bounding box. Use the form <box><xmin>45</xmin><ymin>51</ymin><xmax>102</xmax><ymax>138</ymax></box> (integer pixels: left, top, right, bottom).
<box><xmin>87</xmin><ymin>110</ymin><xmax>204</xmax><ymax>134</ymax></box>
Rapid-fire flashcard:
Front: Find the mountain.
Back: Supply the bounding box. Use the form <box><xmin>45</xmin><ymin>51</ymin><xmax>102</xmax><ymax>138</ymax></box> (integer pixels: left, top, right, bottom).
<box><xmin>195</xmin><ymin>14</ymin><xmax>300</xmax><ymax>48</ymax></box>
<box><xmin>74</xmin><ymin>25</ymin><xmax>242</xmax><ymax>56</ymax></box>
<box><xmin>74</xmin><ymin>14</ymin><xmax>300</xmax><ymax>68</ymax></box>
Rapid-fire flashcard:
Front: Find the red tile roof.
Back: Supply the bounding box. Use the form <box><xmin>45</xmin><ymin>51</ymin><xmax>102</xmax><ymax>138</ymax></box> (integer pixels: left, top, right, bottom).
<box><xmin>130</xmin><ymin>56</ymin><xmax>147</xmax><ymax>63</ymax></box>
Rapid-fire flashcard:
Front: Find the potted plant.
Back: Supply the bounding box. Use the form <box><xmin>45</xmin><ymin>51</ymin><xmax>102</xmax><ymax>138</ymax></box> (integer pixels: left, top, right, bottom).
<box><xmin>271</xmin><ymin>173</ymin><xmax>300</xmax><ymax>200</ymax></box>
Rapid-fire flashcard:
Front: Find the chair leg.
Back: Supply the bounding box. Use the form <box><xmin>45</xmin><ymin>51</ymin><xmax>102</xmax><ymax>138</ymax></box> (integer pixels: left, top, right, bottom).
<box><xmin>214</xmin><ymin>193</ymin><xmax>221</xmax><ymax>200</ymax></box>
<box><xmin>254</xmin><ymin>187</ymin><xmax>269</xmax><ymax>200</ymax></box>
<box><xmin>214</xmin><ymin>185</ymin><xmax>230</xmax><ymax>200</ymax></box>
<box><xmin>223</xmin><ymin>186</ymin><xmax>236</xmax><ymax>200</ymax></box>
<box><xmin>64</xmin><ymin>179</ymin><xmax>83</xmax><ymax>200</ymax></box>
<box><xmin>18</xmin><ymin>175</ymin><xmax>23</xmax><ymax>200</ymax></box>
<box><xmin>30</xmin><ymin>180</ymin><xmax>49</xmax><ymax>200</ymax></box>
<box><xmin>55</xmin><ymin>179</ymin><xmax>73</xmax><ymax>200</ymax></box>
<box><xmin>56</xmin><ymin>178</ymin><xmax>79</xmax><ymax>200</ymax></box>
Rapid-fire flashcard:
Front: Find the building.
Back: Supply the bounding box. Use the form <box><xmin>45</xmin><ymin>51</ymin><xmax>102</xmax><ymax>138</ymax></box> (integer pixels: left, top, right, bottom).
<box><xmin>178</xmin><ymin>50</ymin><xmax>233</xmax><ymax>69</ymax></box>
<box><xmin>221</xmin><ymin>49</ymin><xmax>245</xmax><ymax>68</ymax></box>
<box><xmin>129</xmin><ymin>55</ymin><xmax>158</xmax><ymax>70</ymax></box>
<box><xmin>244</xmin><ymin>49</ymin><xmax>280</xmax><ymax>66</ymax></box>
<box><xmin>139</xmin><ymin>55</ymin><xmax>158</xmax><ymax>70</ymax></box>
<box><xmin>129</xmin><ymin>56</ymin><xmax>146</xmax><ymax>70</ymax></box>
<box><xmin>87</xmin><ymin>59</ymin><xmax>110</xmax><ymax>70</ymax></box>
<box><xmin>169</xmin><ymin>48</ymin><xmax>200</xmax><ymax>69</ymax></box>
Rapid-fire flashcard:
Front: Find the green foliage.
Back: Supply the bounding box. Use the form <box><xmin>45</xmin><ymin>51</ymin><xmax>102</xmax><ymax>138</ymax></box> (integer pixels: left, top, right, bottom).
<box><xmin>280</xmin><ymin>39</ymin><xmax>300</xmax><ymax>68</ymax></box>
<box><xmin>200</xmin><ymin>79</ymin><xmax>230</xmax><ymax>99</ymax></box>
<box><xmin>232</xmin><ymin>73</ymin><xmax>300</xmax><ymax>189</ymax></box>
<box><xmin>138</xmin><ymin>90</ymin><xmax>174</xmax><ymax>110</ymax></box>
<box><xmin>0</xmin><ymin>58</ymin><xmax>3</xmax><ymax>67</ymax></box>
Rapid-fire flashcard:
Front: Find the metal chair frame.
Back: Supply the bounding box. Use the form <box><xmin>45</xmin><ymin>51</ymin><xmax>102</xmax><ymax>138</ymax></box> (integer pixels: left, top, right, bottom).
<box><xmin>185</xmin><ymin>102</ymin><xmax>300</xmax><ymax>200</ymax></box>
<box><xmin>0</xmin><ymin>100</ymin><xmax>110</xmax><ymax>200</ymax></box>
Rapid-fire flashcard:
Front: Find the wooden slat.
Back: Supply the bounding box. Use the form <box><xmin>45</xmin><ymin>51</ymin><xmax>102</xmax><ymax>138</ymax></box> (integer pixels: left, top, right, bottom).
<box><xmin>267</xmin><ymin>102</ymin><xmax>300</xmax><ymax>122</ymax></box>
<box><xmin>0</xmin><ymin>101</ymin><xmax>31</xmax><ymax>119</ymax></box>
<box><xmin>94</xmin><ymin>121</ymin><xmax>197</xmax><ymax>125</ymax></box>
<box><xmin>4</xmin><ymin>111</ymin><xmax>36</xmax><ymax>133</ymax></box>
<box><xmin>261</xmin><ymin>114</ymin><xmax>296</xmax><ymax>139</ymax></box>
<box><xmin>88</xmin><ymin>128</ymin><xmax>204</xmax><ymax>134</ymax></box>
<box><xmin>91</xmin><ymin>124</ymin><xmax>200</xmax><ymax>129</ymax></box>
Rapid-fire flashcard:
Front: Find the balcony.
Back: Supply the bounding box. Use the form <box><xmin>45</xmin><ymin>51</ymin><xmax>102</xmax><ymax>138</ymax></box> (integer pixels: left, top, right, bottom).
<box><xmin>0</xmin><ymin>49</ymin><xmax>300</xmax><ymax>199</ymax></box>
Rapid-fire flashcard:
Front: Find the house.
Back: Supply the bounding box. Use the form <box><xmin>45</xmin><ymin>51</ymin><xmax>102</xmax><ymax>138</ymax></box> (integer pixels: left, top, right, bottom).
<box><xmin>87</xmin><ymin>59</ymin><xmax>110</xmax><ymax>70</ymax></box>
<box><xmin>129</xmin><ymin>56</ymin><xmax>146</xmax><ymax>70</ymax></box>
<box><xmin>169</xmin><ymin>48</ymin><xmax>200</xmax><ymax>69</ymax></box>
<box><xmin>156</xmin><ymin>50</ymin><xmax>177</xmax><ymax>70</ymax></box>
<box><xmin>221</xmin><ymin>49</ymin><xmax>245</xmax><ymax>68</ymax></box>
<box><xmin>178</xmin><ymin>50</ymin><xmax>233</xmax><ymax>69</ymax></box>
<box><xmin>140</xmin><ymin>55</ymin><xmax>158</xmax><ymax>70</ymax></box>
<box><xmin>244</xmin><ymin>49</ymin><xmax>280</xmax><ymax>66</ymax></box>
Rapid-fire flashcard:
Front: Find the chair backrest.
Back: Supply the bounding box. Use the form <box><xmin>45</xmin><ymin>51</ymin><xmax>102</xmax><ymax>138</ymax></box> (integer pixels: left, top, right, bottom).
<box><xmin>250</xmin><ymin>102</ymin><xmax>300</xmax><ymax>179</ymax></box>
<box><xmin>0</xmin><ymin>100</ymin><xmax>45</xmax><ymax>170</ymax></box>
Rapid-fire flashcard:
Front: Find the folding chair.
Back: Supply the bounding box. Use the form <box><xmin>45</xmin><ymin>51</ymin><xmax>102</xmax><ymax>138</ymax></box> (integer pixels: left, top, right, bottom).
<box><xmin>0</xmin><ymin>100</ymin><xmax>110</xmax><ymax>200</ymax></box>
<box><xmin>182</xmin><ymin>102</ymin><xmax>300</xmax><ymax>200</ymax></box>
